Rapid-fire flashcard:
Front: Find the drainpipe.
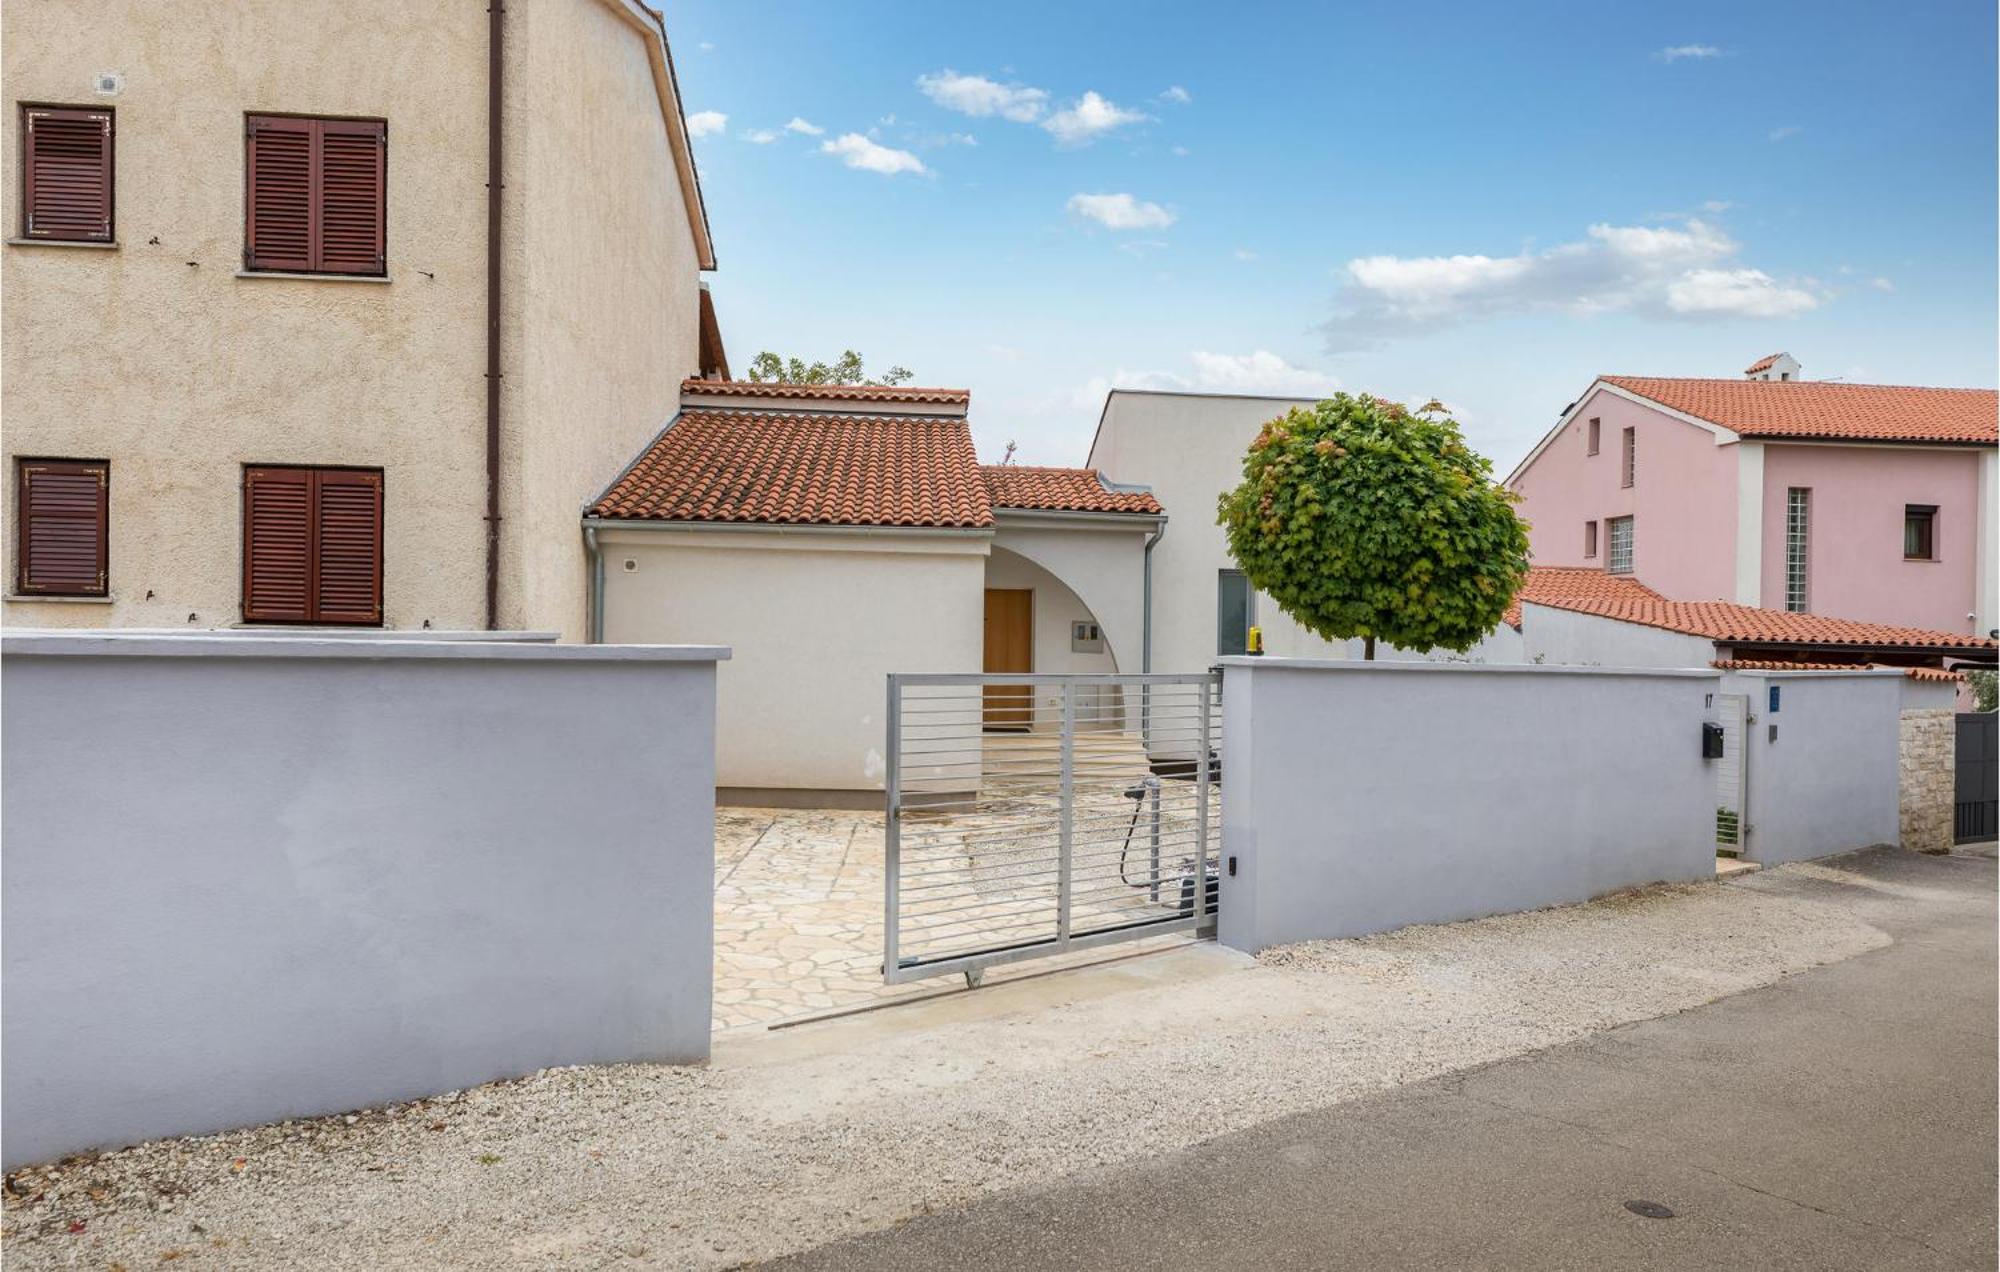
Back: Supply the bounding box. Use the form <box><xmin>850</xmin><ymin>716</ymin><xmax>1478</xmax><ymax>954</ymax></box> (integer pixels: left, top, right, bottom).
<box><xmin>584</xmin><ymin>524</ymin><xmax>605</xmax><ymax>644</ymax></box>
<box><xmin>1142</xmin><ymin>515</ymin><xmax>1168</xmax><ymax>672</ymax></box>
<box><xmin>1141</xmin><ymin>515</ymin><xmax>1168</xmax><ymax>751</ymax></box>
<box><xmin>483</xmin><ymin>1</ymin><xmax>505</xmax><ymax>629</ymax></box>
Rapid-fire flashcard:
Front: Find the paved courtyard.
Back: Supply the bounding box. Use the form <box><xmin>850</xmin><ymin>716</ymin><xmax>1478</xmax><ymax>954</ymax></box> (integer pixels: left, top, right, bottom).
<box><xmin>713</xmin><ymin>803</ymin><xmax>1200</xmax><ymax>1032</ymax></box>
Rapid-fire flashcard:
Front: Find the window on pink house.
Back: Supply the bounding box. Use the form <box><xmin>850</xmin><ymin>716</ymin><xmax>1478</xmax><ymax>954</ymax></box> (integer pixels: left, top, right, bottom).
<box><xmin>1620</xmin><ymin>427</ymin><xmax>1635</xmax><ymax>488</ymax></box>
<box><xmin>1586</xmin><ymin>417</ymin><xmax>1600</xmax><ymax>455</ymax></box>
<box><xmin>1606</xmin><ymin>516</ymin><xmax>1634</xmax><ymax>574</ymax></box>
<box><xmin>1904</xmin><ymin>505</ymin><xmax>1936</xmax><ymax>561</ymax></box>
<box><xmin>1784</xmin><ymin>488</ymin><xmax>1810</xmax><ymax>612</ymax></box>
<box><xmin>1584</xmin><ymin>520</ymin><xmax>1597</xmax><ymax>558</ymax></box>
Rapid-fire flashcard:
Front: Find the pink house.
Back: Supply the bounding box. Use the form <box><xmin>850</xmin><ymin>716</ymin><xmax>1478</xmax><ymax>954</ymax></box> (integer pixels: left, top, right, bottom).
<box><xmin>1507</xmin><ymin>355</ymin><xmax>1998</xmax><ymax>639</ymax></box>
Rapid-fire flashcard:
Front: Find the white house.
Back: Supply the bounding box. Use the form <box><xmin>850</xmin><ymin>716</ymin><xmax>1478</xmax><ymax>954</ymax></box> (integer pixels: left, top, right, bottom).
<box><xmin>586</xmin><ymin>379</ymin><xmax>1164</xmax><ymax>805</ymax></box>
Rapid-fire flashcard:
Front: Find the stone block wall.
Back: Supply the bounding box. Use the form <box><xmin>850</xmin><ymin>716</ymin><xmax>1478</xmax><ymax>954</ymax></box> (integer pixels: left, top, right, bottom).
<box><xmin>1899</xmin><ymin>709</ymin><xmax>1956</xmax><ymax>854</ymax></box>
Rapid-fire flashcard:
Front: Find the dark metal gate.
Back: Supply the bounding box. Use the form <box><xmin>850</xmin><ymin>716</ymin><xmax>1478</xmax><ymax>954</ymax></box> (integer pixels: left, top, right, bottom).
<box><xmin>1955</xmin><ymin>712</ymin><xmax>1997</xmax><ymax>844</ymax></box>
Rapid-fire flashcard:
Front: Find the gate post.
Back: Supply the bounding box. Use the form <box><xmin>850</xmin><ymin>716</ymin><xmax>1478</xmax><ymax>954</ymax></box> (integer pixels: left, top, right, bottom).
<box><xmin>1057</xmin><ymin>682</ymin><xmax>1075</xmax><ymax>949</ymax></box>
<box><xmin>883</xmin><ymin>674</ymin><xmax>901</xmax><ymax>978</ymax></box>
<box><xmin>1196</xmin><ymin>674</ymin><xmax>1215</xmax><ymax>937</ymax></box>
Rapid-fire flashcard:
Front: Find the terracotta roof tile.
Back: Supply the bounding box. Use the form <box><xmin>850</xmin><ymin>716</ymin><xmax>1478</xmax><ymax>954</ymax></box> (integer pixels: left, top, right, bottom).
<box><xmin>1743</xmin><ymin>353</ymin><xmax>1783</xmax><ymax>374</ymax></box>
<box><xmin>590</xmin><ymin>408</ymin><xmax>993</xmax><ymax>527</ymax></box>
<box><xmin>680</xmin><ymin>378</ymin><xmax>971</xmax><ymax>405</ymax></box>
<box><xmin>1602</xmin><ymin>377</ymin><xmax>1997</xmax><ymax>444</ymax></box>
<box><xmin>1711</xmin><ymin>659</ymin><xmax>1965</xmax><ymax>683</ymax></box>
<box><xmin>1509</xmin><ymin>566</ymin><xmax>1994</xmax><ymax>652</ymax></box>
<box><xmin>981</xmin><ymin>465</ymin><xmax>1163</xmax><ymax>515</ymax></box>
<box><xmin>1502</xmin><ymin>565</ymin><xmax>1664</xmax><ymax>628</ymax></box>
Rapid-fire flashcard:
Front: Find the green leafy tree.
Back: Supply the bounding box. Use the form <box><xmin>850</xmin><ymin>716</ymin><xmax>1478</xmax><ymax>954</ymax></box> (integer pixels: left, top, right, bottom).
<box><xmin>1969</xmin><ymin>668</ymin><xmax>1998</xmax><ymax>712</ymax></box>
<box><xmin>744</xmin><ymin>349</ymin><xmax>913</xmax><ymax>386</ymax></box>
<box><xmin>1216</xmin><ymin>393</ymin><xmax>1530</xmax><ymax>659</ymax></box>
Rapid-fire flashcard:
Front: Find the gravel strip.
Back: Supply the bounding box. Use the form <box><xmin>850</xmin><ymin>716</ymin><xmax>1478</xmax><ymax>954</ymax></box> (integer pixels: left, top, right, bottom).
<box><xmin>3</xmin><ymin>865</ymin><xmax>1891</xmax><ymax>1270</ymax></box>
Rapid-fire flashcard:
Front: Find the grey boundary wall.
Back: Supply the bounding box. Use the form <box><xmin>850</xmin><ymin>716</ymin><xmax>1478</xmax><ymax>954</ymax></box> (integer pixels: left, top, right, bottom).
<box><xmin>1715</xmin><ymin>668</ymin><xmax>1905</xmax><ymax>865</ymax></box>
<box><xmin>1216</xmin><ymin>659</ymin><xmax>1721</xmax><ymax>952</ymax></box>
<box><xmin>2</xmin><ymin>632</ymin><xmax>726</xmax><ymax>1169</ymax></box>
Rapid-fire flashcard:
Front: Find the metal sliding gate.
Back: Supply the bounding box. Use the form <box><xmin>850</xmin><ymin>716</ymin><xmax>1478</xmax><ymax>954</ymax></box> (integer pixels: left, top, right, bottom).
<box><xmin>884</xmin><ymin>672</ymin><xmax>1221</xmax><ymax>985</ymax></box>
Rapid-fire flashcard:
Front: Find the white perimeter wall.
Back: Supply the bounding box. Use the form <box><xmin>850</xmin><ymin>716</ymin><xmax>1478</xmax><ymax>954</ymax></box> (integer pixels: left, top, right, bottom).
<box><xmin>1217</xmin><ymin>659</ymin><xmax>1718</xmax><ymax>951</ymax></box>
<box><xmin>600</xmin><ymin>528</ymin><xmax>986</xmax><ymax>793</ymax></box>
<box><xmin>1718</xmin><ymin>670</ymin><xmax>1904</xmax><ymax>865</ymax></box>
<box><xmin>1</xmin><ymin>632</ymin><xmax>723</xmax><ymax>1169</ymax></box>
<box><xmin>1522</xmin><ymin>603</ymin><xmax>1718</xmax><ymax>668</ymax></box>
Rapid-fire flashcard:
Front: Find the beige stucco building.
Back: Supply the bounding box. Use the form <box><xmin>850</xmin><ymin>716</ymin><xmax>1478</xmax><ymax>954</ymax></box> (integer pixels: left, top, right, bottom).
<box><xmin>3</xmin><ymin>0</ymin><xmax>718</xmax><ymax>637</ymax></box>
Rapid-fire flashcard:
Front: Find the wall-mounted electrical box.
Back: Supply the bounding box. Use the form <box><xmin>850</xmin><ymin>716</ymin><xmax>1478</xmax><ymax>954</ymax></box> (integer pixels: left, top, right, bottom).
<box><xmin>1070</xmin><ymin>621</ymin><xmax>1103</xmax><ymax>653</ymax></box>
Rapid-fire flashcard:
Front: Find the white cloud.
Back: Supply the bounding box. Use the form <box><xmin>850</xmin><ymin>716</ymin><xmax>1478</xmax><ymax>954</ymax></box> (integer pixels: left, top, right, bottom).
<box><xmin>1870</xmin><ymin>276</ymin><xmax>1895</xmax><ymax>292</ymax></box>
<box><xmin>1700</xmin><ymin>199</ymin><xmax>1735</xmax><ymax>213</ymax></box>
<box><xmin>1068</xmin><ymin>192</ymin><xmax>1175</xmax><ymax>230</ymax></box>
<box><xmin>821</xmin><ymin>133</ymin><xmax>928</xmax><ymax>176</ymax></box>
<box><xmin>784</xmin><ymin>117</ymin><xmax>824</xmax><ymax>136</ymax></box>
<box><xmin>1769</xmin><ymin>125</ymin><xmax>1803</xmax><ymax>142</ymax></box>
<box><xmin>1160</xmin><ymin>85</ymin><xmax>1192</xmax><ymax>104</ymax></box>
<box><xmin>742</xmin><ymin>128</ymin><xmax>779</xmax><ymax>144</ymax></box>
<box><xmin>1325</xmin><ymin>218</ymin><xmax>1821</xmax><ymax>346</ymax></box>
<box><xmin>1042</xmin><ymin>91</ymin><xmax>1150</xmax><ymax>145</ymax></box>
<box><xmin>917</xmin><ymin>70</ymin><xmax>1048</xmax><ymax>122</ymax></box>
<box><xmin>1234</xmin><ymin>248</ymin><xmax>1259</xmax><ymax>262</ymax></box>
<box><xmin>1188</xmin><ymin>351</ymin><xmax>1340</xmax><ymax>395</ymax></box>
<box><xmin>685</xmin><ymin>110</ymin><xmax>727</xmax><ymax>138</ymax></box>
<box><xmin>1071</xmin><ymin>351</ymin><xmax>1339</xmax><ymax>410</ymax></box>
<box><xmin>1171</xmin><ymin>144</ymin><xmax>1191</xmax><ymax>157</ymax></box>
<box><xmin>1658</xmin><ymin>44</ymin><xmax>1723</xmax><ymax>61</ymax></box>
<box><xmin>1666</xmin><ymin>269</ymin><xmax>1819</xmax><ymax>318</ymax></box>
<box><xmin>698</xmin><ymin>41</ymin><xmax>715</xmax><ymax>52</ymax></box>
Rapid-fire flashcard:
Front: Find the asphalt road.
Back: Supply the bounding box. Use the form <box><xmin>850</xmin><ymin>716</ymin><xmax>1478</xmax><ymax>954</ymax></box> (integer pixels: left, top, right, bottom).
<box><xmin>771</xmin><ymin>847</ymin><xmax>1997</xmax><ymax>1271</ymax></box>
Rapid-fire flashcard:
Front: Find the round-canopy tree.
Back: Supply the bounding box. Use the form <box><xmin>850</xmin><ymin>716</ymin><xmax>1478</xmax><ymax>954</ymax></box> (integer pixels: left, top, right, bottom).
<box><xmin>1216</xmin><ymin>393</ymin><xmax>1530</xmax><ymax>659</ymax></box>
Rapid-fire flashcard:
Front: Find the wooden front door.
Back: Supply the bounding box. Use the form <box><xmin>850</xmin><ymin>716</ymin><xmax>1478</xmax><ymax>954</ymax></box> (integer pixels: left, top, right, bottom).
<box><xmin>983</xmin><ymin>588</ymin><xmax>1034</xmax><ymax>730</ymax></box>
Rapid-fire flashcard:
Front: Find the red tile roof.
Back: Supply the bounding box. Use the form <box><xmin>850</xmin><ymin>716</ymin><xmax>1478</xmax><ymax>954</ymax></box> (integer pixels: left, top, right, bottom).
<box><xmin>1601</xmin><ymin>377</ymin><xmax>1997</xmax><ymax>444</ymax></box>
<box><xmin>981</xmin><ymin>465</ymin><xmax>1163</xmax><ymax>515</ymax></box>
<box><xmin>1711</xmin><ymin>659</ymin><xmax>1965</xmax><ymax>683</ymax></box>
<box><xmin>1742</xmin><ymin>353</ymin><xmax>1783</xmax><ymax>375</ymax></box>
<box><xmin>681</xmin><ymin>378</ymin><xmax>971</xmax><ymax>406</ymax></box>
<box><xmin>1502</xmin><ymin>565</ymin><xmax>1664</xmax><ymax>628</ymax></box>
<box><xmin>1509</xmin><ymin>566</ymin><xmax>1993</xmax><ymax>652</ymax></box>
<box><xmin>590</xmin><ymin>408</ymin><xmax>993</xmax><ymax>527</ymax></box>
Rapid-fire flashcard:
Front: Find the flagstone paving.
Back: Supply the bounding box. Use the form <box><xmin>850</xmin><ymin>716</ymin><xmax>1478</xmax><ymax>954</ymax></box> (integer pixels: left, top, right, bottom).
<box><xmin>712</xmin><ymin>802</ymin><xmax>1208</xmax><ymax>1032</ymax></box>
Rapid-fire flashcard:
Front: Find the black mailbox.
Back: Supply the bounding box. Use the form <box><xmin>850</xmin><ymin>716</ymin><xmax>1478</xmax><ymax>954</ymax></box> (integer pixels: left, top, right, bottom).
<box><xmin>1701</xmin><ymin>721</ymin><xmax>1725</xmax><ymax>759</ymax></box>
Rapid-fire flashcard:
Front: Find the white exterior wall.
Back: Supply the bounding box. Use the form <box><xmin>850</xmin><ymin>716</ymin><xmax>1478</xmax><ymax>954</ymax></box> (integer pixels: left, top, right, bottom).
<box><xmin>1217</xmin><ymin>659</ymin><xmax>1718</xmax><ymax>952</ymax></box>
<box><xmin>599</xmin><ymin>528</ymin><xmax>987</xmax><ymax>794</ymax></box>
<box><xmin>990</xmin><ymin>517</ymin><xmax>1151</xmax><ymax>675</ymax></box>
<box><xmin>1342</xmin><ymin>622</ymin><xmax>1528</xmax><ymax>664</ymax></box>
<box><xmin>1</xmin><ymin>632</ymin><xmax>722</xmax><ymax>1168</ymax></box>
<box><xmin>1522</xmin><ymin>602</ymin><xmax>1718</xmax><ymax>668</ymax></box>
<box><xmin>1716</xmin><ymin>670</ymin><xmax>1905</xmax><ymax>865</ymax></box>
<box><xmin>1087</xmin><ymin>391</ymin><xmax>1348</xmax><ymax>672</ymax></box>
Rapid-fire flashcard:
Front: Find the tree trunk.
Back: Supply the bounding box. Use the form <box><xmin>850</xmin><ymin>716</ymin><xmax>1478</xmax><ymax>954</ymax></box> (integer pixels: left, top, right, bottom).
<box><xmin>1363</xmin><ymin>635</ymin><xmax>1376</xmax><ymax>660</ymax></box>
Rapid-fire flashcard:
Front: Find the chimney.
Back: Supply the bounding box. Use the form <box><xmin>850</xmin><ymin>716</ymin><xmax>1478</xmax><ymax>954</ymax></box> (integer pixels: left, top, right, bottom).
<box><xmin>1744</xmin><ymin>352</ymin><xmax>1800</xmax><ymax>382</ymax></box>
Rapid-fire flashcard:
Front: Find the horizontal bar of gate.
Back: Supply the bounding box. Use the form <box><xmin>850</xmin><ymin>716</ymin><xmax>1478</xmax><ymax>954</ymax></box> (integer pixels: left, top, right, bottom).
<box><xmin>884</xmin><ymin>671</ymin><xmax>1221</xmax><ymax>985</ymax></box>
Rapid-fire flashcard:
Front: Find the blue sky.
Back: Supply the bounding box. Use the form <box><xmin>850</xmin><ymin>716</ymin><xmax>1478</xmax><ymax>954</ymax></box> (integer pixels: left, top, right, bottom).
<box><xmin>669</xmin><ymin>0</ymin><xmax>1997</xmax><ymax>474</ymax></box>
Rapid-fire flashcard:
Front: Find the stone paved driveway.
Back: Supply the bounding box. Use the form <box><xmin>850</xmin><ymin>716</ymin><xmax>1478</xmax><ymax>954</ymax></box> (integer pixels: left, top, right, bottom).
<box><xmin>714</xmin><ymin>807</ymin><xmax>888</xmax><ymax>1031</ymax></box>
<box><xmin>713</xmin><ymin>806</ymin><xmax>1198</xmax><ymax>1032</ymax></box>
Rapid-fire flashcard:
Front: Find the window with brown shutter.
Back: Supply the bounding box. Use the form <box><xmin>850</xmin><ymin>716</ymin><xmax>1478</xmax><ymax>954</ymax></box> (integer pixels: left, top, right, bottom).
<box><xmin>21</xmin><ymin>105</ymin><xmax>114</xmax><ymax>243</ymax></box>
<box><xmin>243</xmin><ymin>465</ymin><xmax>382</xmax><ymax>624</ymax></box>
<box><xmin>244</xmin><ymin>115</ymin><xmax>385</xmax><ymax>275</ymax></box>
<box><xmin>16</xmin><ymin>458</ymin><xmax>109</xmax><ymax>596</ymax></box>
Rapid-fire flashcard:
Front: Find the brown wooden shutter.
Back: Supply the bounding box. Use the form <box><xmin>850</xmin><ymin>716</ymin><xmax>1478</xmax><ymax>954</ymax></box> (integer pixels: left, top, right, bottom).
<box><xmin>312</xmin><ymin>469</ymin><xmax>383</xmax><ymax>623</ymax></box>
<box><xmin>23</xmin><ymin>107</ymin><xmax>113</xmax><ymax>242</ymax></box>
<box><xmin>243</xmin><ymin>466</ymin><xmax>383</xmax><ymax>624</ymax></box>
<box><xmin>243</xmin><ymin>466</ymin><xmax>314</xmax><ymax>620</ymax></box>
<box><xmin>16</xmin><ymin>460</ymin><xmax>108</xmax><ymax>595</ymax></box>
<box><xmin>245</xmin><ymin>116</ymin><xmax>383</xmax><ymax>274</ymax></box>
<box><xmin>316</xmin><ymin>119</ymin><xmax>385</xmax><ymax>275</ymax></box>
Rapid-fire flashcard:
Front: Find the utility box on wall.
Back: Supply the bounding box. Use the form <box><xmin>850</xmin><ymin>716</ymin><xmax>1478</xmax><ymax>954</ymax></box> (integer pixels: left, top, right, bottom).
<box><xmin>1702</xmin><ymin>721</ymin><xmax>1725</xmax><ymax>759</ymax></box>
